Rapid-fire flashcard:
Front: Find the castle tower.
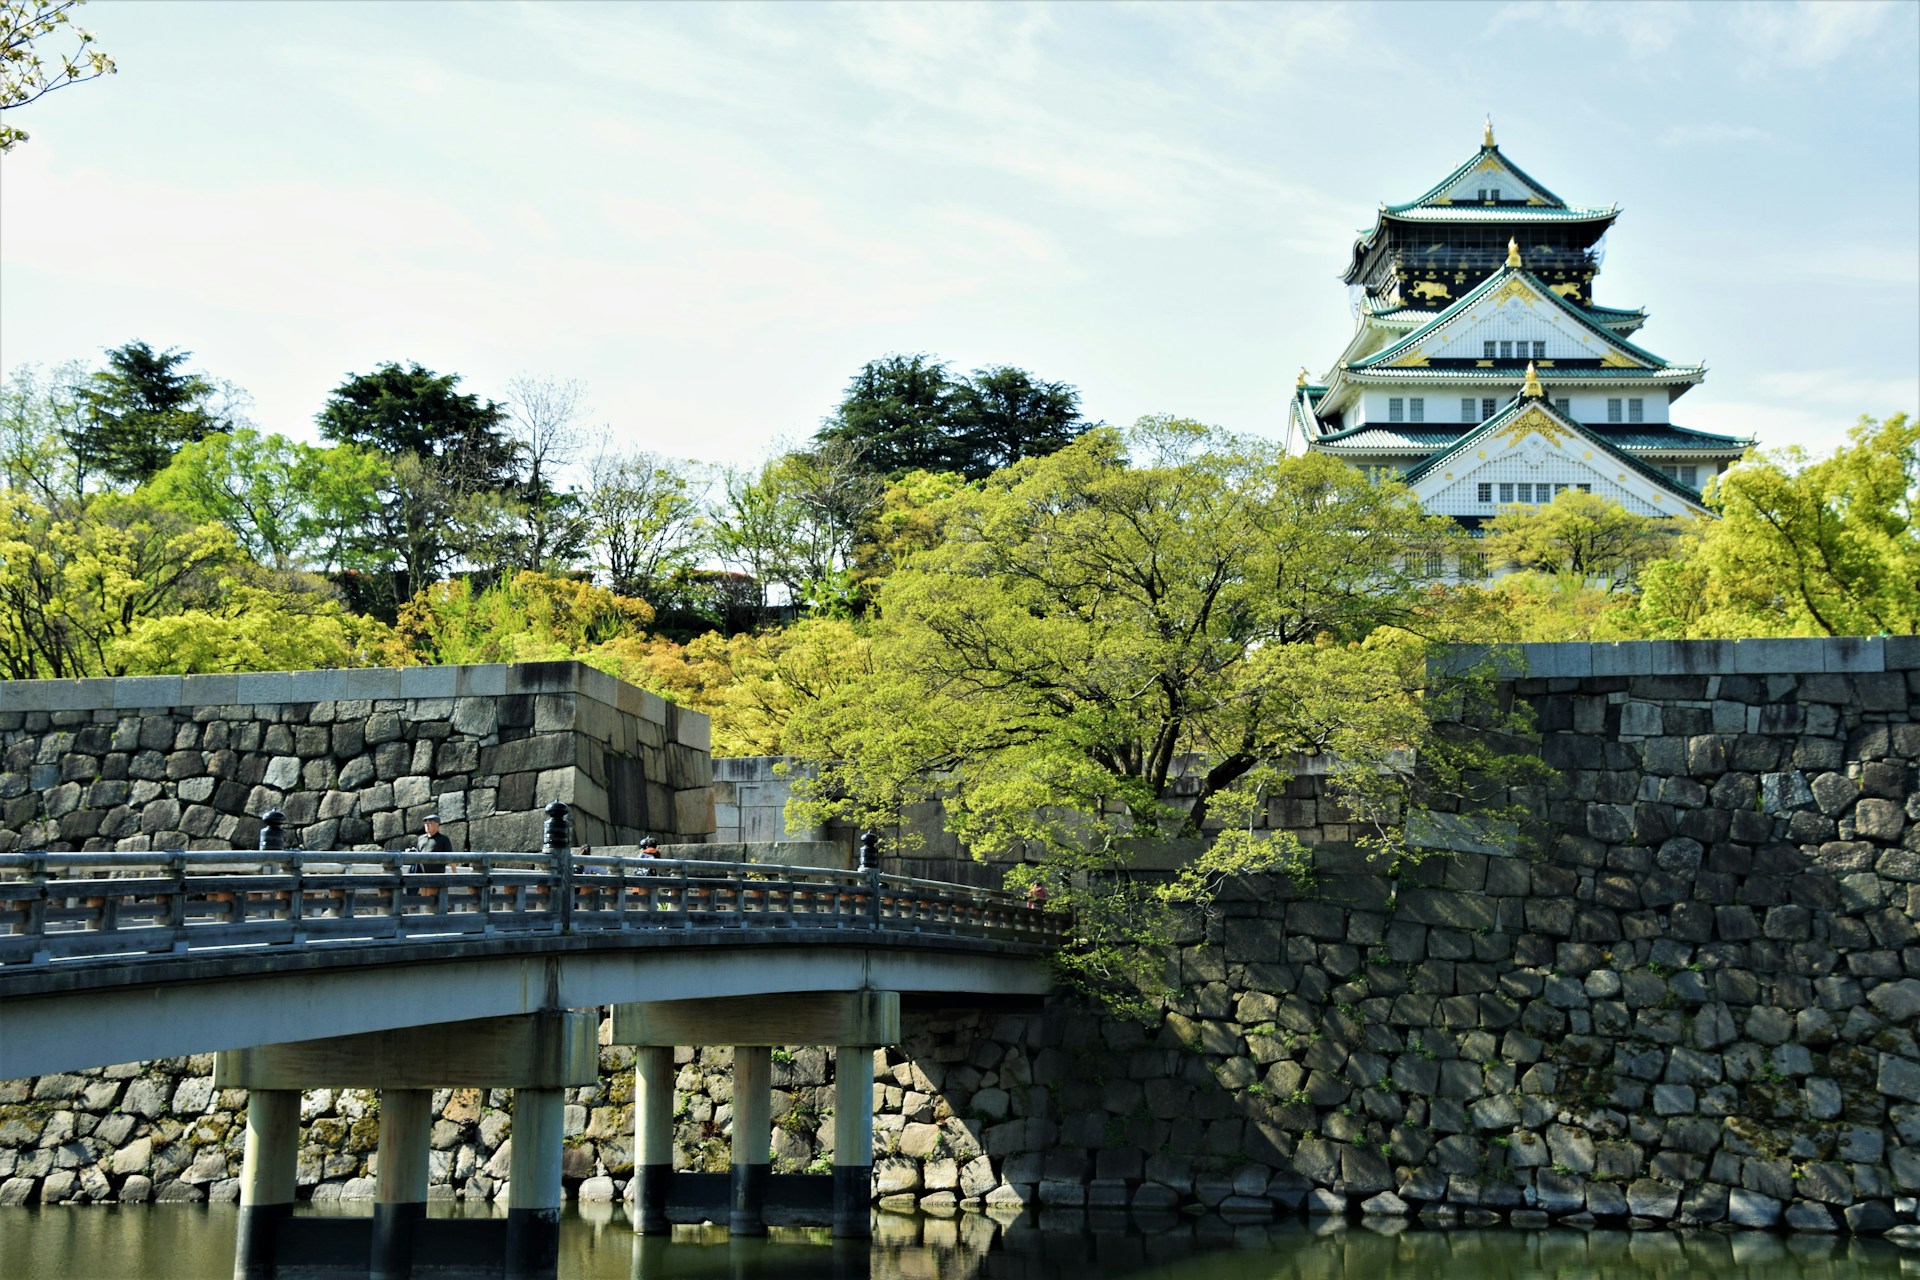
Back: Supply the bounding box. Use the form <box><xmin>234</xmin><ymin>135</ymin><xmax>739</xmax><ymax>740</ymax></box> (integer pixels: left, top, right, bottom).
<box><xmin>1290</xmin><ymin>123</ymin><xmax>1750</xmax><ymax>524</ymax></box>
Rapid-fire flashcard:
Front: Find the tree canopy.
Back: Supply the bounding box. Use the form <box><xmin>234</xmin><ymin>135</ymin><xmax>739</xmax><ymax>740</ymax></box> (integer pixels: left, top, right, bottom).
<box><xmin>0</xmin><ymin>0</ymin><xmax>115</xmax><ymax>151</ymax></box>
<box><xmin>1480</xmin><ymin>488</ymin><xmax>1678</xmax><ymax>588</ymax></box>
<box><xmin>813</xmin><ymin>353</ymin><xmax>1086</xmax><ymax>480</ymax></box>
<box><xmin>76</xmin><ymin>342</ymin><xmax>231</xmax><ymax>487</ymax></box>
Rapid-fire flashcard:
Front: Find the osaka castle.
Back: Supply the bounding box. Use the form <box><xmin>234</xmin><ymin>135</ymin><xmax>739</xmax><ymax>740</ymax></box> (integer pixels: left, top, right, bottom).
<box><xmin>1289</xmin><ymin>121</ymin><xmax>1749</xmax><ymax>524</ymax></box>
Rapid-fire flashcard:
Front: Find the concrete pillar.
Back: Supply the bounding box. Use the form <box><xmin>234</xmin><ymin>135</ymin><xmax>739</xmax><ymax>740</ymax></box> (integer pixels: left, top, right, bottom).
<box><xmin>370</xmin><ymin>1088</ymin><xmax>432</xmax><ymax>1280</ymax></box>
<box><xmin>632</xmin><ymin>1047</ymin><xmax>674</xmax><ymax>1235</ymax></box>
<box><xmin>233</xmin><ymin>1089</ymin><xmax>299</xmax><ymax>1280</ymax></box>
<box><xmin>729</xmin><ymin>1046</ymin><xmax>771</xmax><ymax>1236</ymax></box>
<box><xmin>831</xmin><ymin>1047</ymin><xmax>874</xmax><ymax>1238</ymax></box>
<box><xmin>504</xmin><ymin>1087</ymin><xmax>564</xmax><ymax>1279</ymax></box>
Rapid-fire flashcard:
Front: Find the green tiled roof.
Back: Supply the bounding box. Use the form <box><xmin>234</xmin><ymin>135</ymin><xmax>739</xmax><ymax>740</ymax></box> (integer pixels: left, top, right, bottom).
<box><xmin>1399</xmin><ymin>396</ymin><xmax>1710</xmax><ymax>507</ymax></box>
<box><xmin>1345</xmin><ymin>366</ymin><xmax>1706</xmax><ymax>382</ymax></box>
<box><xmin>1314</xmin><ymin>427</ymin><xmax>1467</xmax><ymax>452</ymax></box>
<box><xmin>1595</xmin><ymin>424</ymin><xmax>1751</xmax><ymax>451</ymax></box>
<box><xmin>1385</xmin><ymin>143</ymin><xmax>1571</xmax><ymax>212</ymax></box>
<box><xmin>1348</xmin><ymin>263</ymin><xmax>1684</xmax><ymax>373</ymax></box>
<box><xmin>1380</xmin><ymin>204</ymin><xmax>1616</xmax><ymax>224</ymax></box>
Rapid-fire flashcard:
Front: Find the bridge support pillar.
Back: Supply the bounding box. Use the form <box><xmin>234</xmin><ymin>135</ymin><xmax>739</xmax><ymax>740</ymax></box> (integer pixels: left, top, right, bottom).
<box><xmin>832</xmin><ymin>1046</ymin><xmax>874</xmax><ymax>1238</ymax></box>
<box><xmin>233</xmin><ymin>1089</ymin><xmax>299</xmax><ymax>1280</ymax></box>
<box><xmin>729</xmin><ymin>1045</ymin><xmax>771</xmax><ymax>1236</ymax></box>
<box><xmin>632</xmin><ymin>1046</ymin><xmax>674</xmax><ymax>1235</ymax></box>
<box><xmin>504</xmin><ymin>1086</ymin><xmax>564</xmax><ymax>1278</ymax></box>
<box><xmin>371</xmin><ymin>1088</ymin><xmax>432</xmax><ymax>1280</ymax></box>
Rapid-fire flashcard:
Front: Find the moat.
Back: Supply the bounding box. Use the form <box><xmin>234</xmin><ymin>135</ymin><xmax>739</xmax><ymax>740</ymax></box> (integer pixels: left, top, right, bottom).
<box><xmin>0</xmin><ymin>1204</ymin><xmax>1910</xmax><ymax>1280</ymax></box>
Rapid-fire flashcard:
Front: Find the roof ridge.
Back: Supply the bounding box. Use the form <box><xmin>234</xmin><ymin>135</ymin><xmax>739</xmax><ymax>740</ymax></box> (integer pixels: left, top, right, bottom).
<box><xmin>1387</xmin><ymin>143</ymin><xmax>1570</xmax><ymax>212</ymax></box>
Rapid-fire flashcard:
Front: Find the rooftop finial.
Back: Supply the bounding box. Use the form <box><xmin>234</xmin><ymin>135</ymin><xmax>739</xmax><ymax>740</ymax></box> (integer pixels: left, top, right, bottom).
<box><xmin>1484</xmin><ymin>115</ymin><xmax>1495</xmax><ymax>148</ymax></box>
<box><xmin>1506</xmin><ymin>237</ymin><xmax>1521</xmax><ymax>268</ymax></box>
<box><xmin>1297</xmin><ymin>367</ymin><xmax>1309</xmax><ymax>388</ymax></box>
<box><xmin>1523</xmin><ymin>361</ymin><xmax>1543</xmax><ymax>399</ymax></box>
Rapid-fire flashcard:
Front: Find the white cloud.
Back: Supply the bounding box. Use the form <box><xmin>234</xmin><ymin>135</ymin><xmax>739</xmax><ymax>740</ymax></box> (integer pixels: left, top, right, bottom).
<box><xmin>1733</xmin><ymin>0</ymin><xmax>1905</xmax><ymax>72</ymax></box>
<box><xmin>1657</xmin><ymin>122</ymin><xmax>1779</xmax><ymax>148</ymax></box>
<box><xmin>1488</xmin><ymin>1</ymin><xmax>1690</xmax><ymax>57</ymax></box>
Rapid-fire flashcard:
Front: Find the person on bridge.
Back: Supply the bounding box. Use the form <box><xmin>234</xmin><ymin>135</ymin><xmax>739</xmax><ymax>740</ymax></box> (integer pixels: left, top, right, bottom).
<box><xmin>406</xmin><ymin>814</ymin><xmax>454</xmax><ymax>875</ymax></box>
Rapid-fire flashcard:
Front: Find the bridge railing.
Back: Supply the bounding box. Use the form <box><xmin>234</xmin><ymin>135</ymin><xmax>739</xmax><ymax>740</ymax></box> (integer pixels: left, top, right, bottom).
<box><xmin>0</xmin><ymin>851</ymin><xmax>1065</xmax><ymax>968</ymax></box>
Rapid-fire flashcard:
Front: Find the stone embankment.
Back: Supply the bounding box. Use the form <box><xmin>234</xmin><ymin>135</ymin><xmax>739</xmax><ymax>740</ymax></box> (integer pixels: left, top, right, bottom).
<box><xmin>2</xmin><ymin>638</ymin><xmax>1917</xmax><ymax>1234</ymax></box>
<box><xmin>0</xmin><ymin>661</ymin><xmax>716</xmax><ymax>855</ymax></box>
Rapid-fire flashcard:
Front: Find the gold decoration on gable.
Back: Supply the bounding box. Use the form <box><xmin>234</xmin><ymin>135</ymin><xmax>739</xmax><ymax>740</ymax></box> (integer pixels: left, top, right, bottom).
<box><xmin>1499</xmin><ymin>407</ymin><xmax>1569</xmax><ymax>448</ymax></box>
<box><xmin>1388</xmin><ymin>348</ymin><xmax>1430</xmax><ymax>368</ymax></box>
<box><xmin>1409</xmin><ymin>281</ymin><xmax>1452</xmax><ymax>302</ymax></box>
<box><xmin>1599</xmin><ymin>350</ymin><xmax>1646</xmax><ymax>369</ymax></box>
<box><xmin>1488</xmin><ymin>276</ymin><xmax>1537</xmax><ymax>307</ymax></box>
<box><xmin>1548</xmin><ymin>283</ymin><xmax>1581</xmax><ymax>298</ymax></box>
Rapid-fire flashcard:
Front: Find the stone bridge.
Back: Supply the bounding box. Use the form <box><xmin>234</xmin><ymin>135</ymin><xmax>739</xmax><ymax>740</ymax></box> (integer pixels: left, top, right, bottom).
<box><xmin>0</xmin><ymin>823</ymin><xmax>1058</xmax><ymax>1277</ymax></box>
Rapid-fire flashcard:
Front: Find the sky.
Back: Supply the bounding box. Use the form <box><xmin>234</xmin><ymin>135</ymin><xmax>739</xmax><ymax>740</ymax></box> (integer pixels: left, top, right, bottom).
<box><xmin>1</xmin><ymin>0</ymin><xmax>1916</xmax><ymax>472</ymax></box>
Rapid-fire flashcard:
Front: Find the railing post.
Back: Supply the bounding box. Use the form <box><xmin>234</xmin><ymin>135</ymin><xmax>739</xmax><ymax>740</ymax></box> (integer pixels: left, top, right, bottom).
<box><xmin>25</xmin><ymin>853</ymin><xmax>50</xmax><ymax>965</ymax></box>
<box><xmin>860</xmin><ymin>832</ymin><xmax>881</xmax><ymax>930</ymax></box>
<box><xmin>165</xmin><ymin>851</ymin><xmax>189</xmax><ymax>954</ymax></box>
<box><xmin>258</xmin><ymin>809</ymin><xmax>286</xmax><ymax>853</ymax></box>
<box><xmin>544</xmin><ymin>801</ymin><xmax>571</xmax><ymax>934</ymax></box>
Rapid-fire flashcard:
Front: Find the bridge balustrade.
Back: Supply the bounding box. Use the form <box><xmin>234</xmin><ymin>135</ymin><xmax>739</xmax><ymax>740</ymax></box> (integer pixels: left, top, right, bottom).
<box><xmin>0</xmin><ymin>850</ymin><xmax>1064</xmax><ymax>968</ymax></box>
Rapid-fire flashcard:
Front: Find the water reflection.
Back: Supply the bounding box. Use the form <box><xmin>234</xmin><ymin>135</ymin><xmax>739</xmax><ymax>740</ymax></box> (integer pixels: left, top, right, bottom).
<box><xmin>0</xmin><ymin>1201</ymin><xmax>1910</xmax><ymax>1280</ymax></box>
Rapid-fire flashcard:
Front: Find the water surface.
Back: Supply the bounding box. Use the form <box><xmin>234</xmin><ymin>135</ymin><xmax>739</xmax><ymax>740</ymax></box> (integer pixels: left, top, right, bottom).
<box><xmin>0</xmin><ymin>1202</ymin><xmax>1909</xmax><ymax>1279</ymax></box>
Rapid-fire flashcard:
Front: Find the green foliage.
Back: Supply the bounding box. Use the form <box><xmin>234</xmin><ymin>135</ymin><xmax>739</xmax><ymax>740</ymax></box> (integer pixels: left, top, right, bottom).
<box><xmin>585</xmin><ymin>449</ymin><xmax>705</xmax><ymax>606</ymax></box>
<box><xmin>814</xmin><ymin>353</ymin><xmax>1086</xmax><ymax>480</ymax></box>
<box><xmin>140</xmin><ymin>429</ymin><xmax>387</xmax><ymax>572</ymax></box>
<box><xmin>386</xmin><ymin>570</ymin><xmax>654</xmax><ymax>666</ymax></box>
<box><xmin>0</xmin><ymin>0</ymin><xmax>115</xmax><ymax>151</ymax></box>
<box><xmin>1480</xmin><ymin>489</ymin><xmax>1677</xmax><ymax>587</ymax></box>
<box><xmin>76</xmin><ymin>342</ymin><xmax>232</xmax><ymax>487</ymax></box>
<box><xmin>780</xmin><ymin>418</ymin><xmax>1536</xmax><ymax>1009</ymax></box>
<box><xmin>0</xmin><ymin>360</ymin><xmax>88</xmax><ymax>500</ymax></box>
<box><xmin>0</xmin><ymin>490</ymin><xmax>236</xmax><ymax>678</ymax></box>
<box><xmin>1633</xmin><ymin>413</ymin><xmax>1918</xmax><ymax>638</ymax></box>
<box><xmin>110</xmin><ymin>585</ymin><xmax>387</xmax><ymax>675</ymax></box>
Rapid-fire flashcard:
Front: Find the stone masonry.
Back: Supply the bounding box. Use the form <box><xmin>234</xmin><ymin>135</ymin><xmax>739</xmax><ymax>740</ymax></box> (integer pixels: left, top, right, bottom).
<box><xmin>2</xmin><ymin>637</ymin><xmax>1918</xmax><ymax>1236</ymax></box>
<box><xmin>0</xmin><ymin>661</ymin><xmax>715</xmax><ymax>855</ymax></box>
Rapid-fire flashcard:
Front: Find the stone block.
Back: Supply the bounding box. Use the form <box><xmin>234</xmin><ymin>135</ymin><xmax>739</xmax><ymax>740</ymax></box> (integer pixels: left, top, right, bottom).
<box><xmin>399</xmin><ymin>666</ymin><xmax>458</xmax><ymax>699</ymax></box>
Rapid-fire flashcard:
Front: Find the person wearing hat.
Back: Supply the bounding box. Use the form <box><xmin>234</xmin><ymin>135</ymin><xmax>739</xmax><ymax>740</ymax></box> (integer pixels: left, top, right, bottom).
<box><xmin>405</xmin><ymin>813</ymin><xmax>454</xmax><ymax>876</ymax></box>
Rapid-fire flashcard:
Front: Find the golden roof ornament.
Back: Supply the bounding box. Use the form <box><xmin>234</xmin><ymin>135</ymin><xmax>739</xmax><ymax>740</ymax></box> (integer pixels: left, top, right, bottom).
<box><xmin>1507</xmin><ymin>237</ymin><xmax>1521</xmax><ymax>268</ymax></box>
<box><xmin>1297</xmin><ymin>367</ymin><xmax>1309</xmax><ymax>388</ymax></box>
<box><xmin>1523</xmin><ymin>361</ymin><xmax>1543</xmax><ymax>399</ymax></box>
<box><xmin>1484</xmin><ymin>116</ymin><xmax>1495</xmax><ymax>148</ymax></box>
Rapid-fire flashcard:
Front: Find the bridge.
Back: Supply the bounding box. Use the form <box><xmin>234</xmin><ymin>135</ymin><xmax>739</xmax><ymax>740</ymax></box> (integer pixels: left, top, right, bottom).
<box><xmin>0</xmin><ymin>807</ymin><xmax>1060</xmax><ymax>1278</ymax></box>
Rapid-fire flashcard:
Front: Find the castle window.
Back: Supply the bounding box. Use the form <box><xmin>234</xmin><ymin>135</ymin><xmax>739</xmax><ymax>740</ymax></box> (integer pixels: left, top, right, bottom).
<box><xmin>1477</xmin><ymin>482</ymin><xmax>1493</xmax><ymax>503</ymax></box>
<box><xmin>1462</xmin><ymin>397</ymin><xmax>1477</xmax><ymax>422</ymax></box>
<box><xmin>1477</xmin><ymin>188</ymin><xmax>1488</xmax><ymax>201</ymax></box>
<box><xmin>1389</xmin><ymin>398</ymin><xmax>1405</xmax><ymax>422</ymax></box>
<box><xmin>1679</xmin><ymin>465</ymin><xmax>1698</xmax><ymax>487</ymax></box>
<box><xmin>1607</xmin><ymin>398</ymin><xmax>1623</xmax><ymax>422</ymax></box>
<box><xmin>1481</xmin><ymin>398</ymin><xmax>1497</xmax><ymax>419</ymax></box>
<box><xmin>1484</xmin><ymin>341</ymin><xmax>1496</xmax><ymax>359</ymax></box>
<box><xmin>1459</xmin><ymin>551</ymin><xmax>1489</xmax><ymax>580</ymax></box>
<box><xmin>1490</xmin><ymin>188</ymin><xmax>1501</xmax><ymax>201</ymax></box>
<box><xmin>1409</xmin><ymin>397</ymin><xmax>1424</xmax><ymax>422</ymax></box>
<box><xmin>1577</xmin><ymin>483</ymin><xmax>1592</xmax><ymax>493</ymax></box>
<box><xmin>1499</xmin><ymin>341</ymin><xmax>1513</xmax><ymax>359</ymax></box>
<box><xmin>1554</xmin><ymin>398</ymin><xmax>1571</xmax><ymax>415</ymax></box>
<box><xmin>1498</xmin><ymin>483</ymin><xmax>1515</xmax><ymax>502</ymax></box>
<box><xmin>1516</xmin><ymin>483</ymin><xmax>1533</xmax><ymax>502</ymax></box>
<box><xmin>1553</xmin><ymin>483</ymin><xmax>1569</xmax><ymax>497</ymax></box>
<box><xmin>1426</xmin><ymin>551</ymin><xmax>1447</xmax><ymax>578</ymax></box>
<box><xmin>1532</xmin><ymin>342</ymin><xmax>1546</xmax><ymax>359</ymax></box>
<box><xmin>1628</xmin><ymin>398</ymin><xmax>1644</xmax><ymax>423</ymax></box>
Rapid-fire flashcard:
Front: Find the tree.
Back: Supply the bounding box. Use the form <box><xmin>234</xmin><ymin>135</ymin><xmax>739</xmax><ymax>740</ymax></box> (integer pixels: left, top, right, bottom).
<box><xmin>111</xmin><ymin>586</ymin><xmax>387</xmax><ymax>674</ymax></box>
<box><xmin>316</xmin><ymin>363</ymin><xmax>520</xmax><ymax>609</ymax></box>
<box><xmin>779</xmin><ymin>420</ymin><xmax>1535</xmax><ymax>1010</ymax></box>
<box><xmin>140</xmin><ymin>429</ymin><xmax>386</xmax><ymax>572</ymax></box>
<box><xmin>385</xmin><ymin>570</ymin><xmax>653</xmax><ymax>667</ymax></box>
<box><xmin>503</xmin><ymin>374</ymin><xmax>590</xmax><ymax>574</ymax></box>
<box><xmin>1480</xmin><ymin>489</ymin><xmax>1679</xmax><ymax>587</ymax></box>
<box><xmin>848</xmin><ymin>468</ymin><xmax>970</xmax><ymax>599</ymax></box>
<box><xmin>76</xmin><ymin>341</ymin><xmax>232</xmax><ymax>487</ymax></box>
<box><xmin>948</xmin><ymin>365</ymin><xmax>1085</xmax><ymax>479</ymax></box>
<box><xmin>0</xmin><ymin>360</ymin><xmax>89</xmax><ymax>500</ymax></box>
<box><xmin>813</xmin><ymin>354</ymin><xmax>1087</xmax><ymax>480</ymax></box>
<box><xmin>782</xmin><ymin>419</ymin><xmax>1480</xmax><ymax>849</ymax></box>
<box><xmin>1</xmin><ymin>0</ymin><xmax>115</xmax><ymax>152</ymax></box>
<box><xmin>813</xmin><ymin>353</ymin><xmax>956</xmax><ymax>477</ymax></box>
<box><xmin>0</xmin><ymin>491</ymin><xmax>235</xmax><ymax>679</ymax></box>
<box><xmin>1628</xmin><ymin>414</ymin><xmax>1918</xmax><ymax>638</ymax></box>
<box><xmin>585</xmin><ymin>449</ymin><xmax>705</xmax><ymax>603</ymax></box>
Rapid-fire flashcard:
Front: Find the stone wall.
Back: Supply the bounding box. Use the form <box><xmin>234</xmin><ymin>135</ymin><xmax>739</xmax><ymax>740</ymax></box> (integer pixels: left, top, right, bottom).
<box><xmin>4</xmin><ymin>637</ymin><xmax>1920</xmax><ymax>1235</ymax></box>
<box><xmin>0</xmin><ymin>661</ymin><xmax>715</xmax><ymax>855</ymax></box>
